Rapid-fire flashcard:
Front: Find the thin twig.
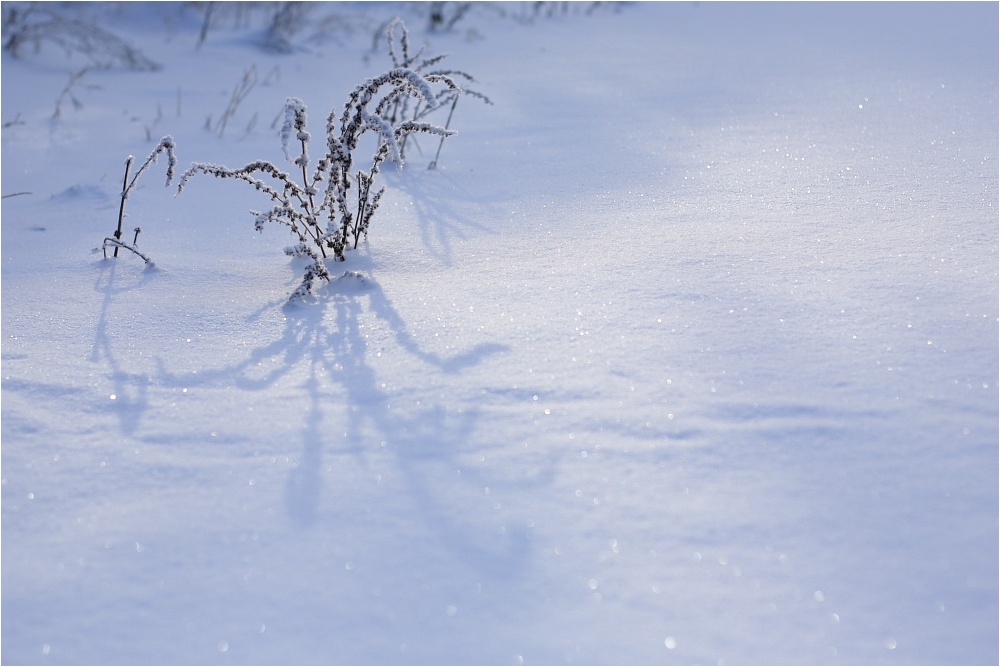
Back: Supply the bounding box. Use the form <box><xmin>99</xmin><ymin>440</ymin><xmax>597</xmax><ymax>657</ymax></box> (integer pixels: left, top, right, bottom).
<box><xmin>114</xmin><ymin>156</ymin><xmax>134</xmax><ymax>257</ymax></box>
<box><xmin>103</xmin><ymin>237</ymin><xmax>152</xmax><ymax>264</ymax></box>
<box><xmin>429</xmin><ymin>95</ymin><xmax>458</xmax><ymax>169</ymax></box>
<box><xmin>215</xmin><ymin>65</ymin><xmax>257</xmax><ymax>137</ymax></box>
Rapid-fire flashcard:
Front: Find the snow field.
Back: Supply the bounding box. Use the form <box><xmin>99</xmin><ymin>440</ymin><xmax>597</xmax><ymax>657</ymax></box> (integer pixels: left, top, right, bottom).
<box><xmin>2</xmin><ymin>2</ymin><xmax>997</xmax><ymax>664</ymax></box>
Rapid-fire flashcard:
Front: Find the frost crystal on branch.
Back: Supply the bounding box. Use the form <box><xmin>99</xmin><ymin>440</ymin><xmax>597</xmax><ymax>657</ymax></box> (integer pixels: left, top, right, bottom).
<box><xmin>127</xmin><ymin>135</ymin><xmax>177</xmax><ymax>197</ymax></box>
<box><xmin>361</xmin><ymin>109</ymin><xmax>403</xmax><ymax>163</ymax></box>
<box><xmin>280</xmin><ymin>97</ymin><xmax>309</xmax><ymax>164</ymax></box>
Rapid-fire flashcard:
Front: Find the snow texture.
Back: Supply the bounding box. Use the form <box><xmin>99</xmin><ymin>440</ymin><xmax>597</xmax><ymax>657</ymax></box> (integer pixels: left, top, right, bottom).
<box><xmin>2</xmin><ymin>2</ymin><xmax>998</xmax><ymax>665</ymax></box>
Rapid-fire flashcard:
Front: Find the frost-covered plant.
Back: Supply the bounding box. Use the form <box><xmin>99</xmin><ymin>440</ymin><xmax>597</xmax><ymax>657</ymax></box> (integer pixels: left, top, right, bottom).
<box><xmin>426</xmin><ymin>2</ymin><xmax>472</xmax><ymax>32</ymax></box>
<box><xmin>209</xmin><ymin>64</ymin><xmax>257</xmax><ymax>137</ymax></box>
<box><xmin>260</xmin><ymin>1</ymin><xmax>312</xmax><ymax>53</ymax></box>
<box><xmin>380</xmin><ymin>18</ymin><xmax>491</xmax><ymax>165</ymax></box>
<box><xmin>196</xmin><ymin>2</ymin><xmax>369</xmax><ymax>53</ymax></box>
<box><xmin>2</xmin><ymin>5</ymin><xmax>160</xmax><ymax>71</ymax></box>
<box><xmin>178</xmin><ymin>68</ymin><xmax>460</xmax><ymax>300</ymax></box>
<box><xmin>50</xmin><ymin>67</ymin><xmax>93</xmax><ymax>120</ymax></box>
<box><xmin>102</xmin><ymin>136</ymin><xmax>177</xmax><ymax>264</ymax></box>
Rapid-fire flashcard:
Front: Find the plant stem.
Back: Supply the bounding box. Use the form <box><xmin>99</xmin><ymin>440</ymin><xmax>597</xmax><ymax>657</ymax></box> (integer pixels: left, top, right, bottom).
<box><xmin>355</xmin><ymin>173</ymin><xmax>363</xmax><ymax>246</ymax></box>
<box><xmin>114</xmin><ymin>155</ymin><xmax>134</xmax><ymax>258</ymax></box>
<box><xmin>104</xmin><ymin>237</ymin><xmax>152</xmax><ymax>264</ymax></box>
<box><xmin>355</xmin><ymin>172</ymin><xmax>373</xmax><ymax>249</ymax></box>
<box><xmin>429</xmin><ymin>96</ymin><xmax>458</xmax><ymax>169</ymax></box>
<box><xmin>299</xmin><ymin>137</ymin><xmax>325</xmax><ymax>257</ymax></box>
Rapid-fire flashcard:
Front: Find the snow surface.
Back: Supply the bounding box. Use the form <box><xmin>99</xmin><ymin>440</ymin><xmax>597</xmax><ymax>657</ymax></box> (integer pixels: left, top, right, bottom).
<box><xmin>2</xmin><ymin>2</ymin><xmax>997</xmax><ymax>664</ymax></box>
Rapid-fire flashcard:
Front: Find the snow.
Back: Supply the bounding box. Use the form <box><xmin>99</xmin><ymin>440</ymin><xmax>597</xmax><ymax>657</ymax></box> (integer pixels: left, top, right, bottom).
<box><xmin>2</xmin><ymin>2</ymin><xmax>997</xmax><ymax>664</ymax></box>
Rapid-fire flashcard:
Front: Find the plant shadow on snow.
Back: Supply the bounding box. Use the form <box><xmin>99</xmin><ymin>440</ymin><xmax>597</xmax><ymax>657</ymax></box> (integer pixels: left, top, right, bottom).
<box><xmin>269</xmin><ymin>271</ymin><xmax>531</xmax><ymax>578</ymax></box>
<box><xmin>278</xmin><ymin>272</ymin><xmax>506</xmax><ymax>488</ymax></box>
<box><xmin>384</xmin><ymin>166</ymin><xmax>499</xmax><ymax>267</ymax></box>
<box><xmin>127</xmin><ymin>264</ymin><xmax>530</xmax><ymax>576</ymax></box>
<box><xmin>90</xmin><ymin>258</ymin><xmax>161</xmax><ymax>436</ymax></box>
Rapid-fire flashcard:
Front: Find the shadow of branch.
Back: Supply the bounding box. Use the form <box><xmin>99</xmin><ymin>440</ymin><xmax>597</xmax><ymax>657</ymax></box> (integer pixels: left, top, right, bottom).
<box><xmin>385</xmin><ymin>168</ymin><xmax>498</xmax><ymax>267</ymax></box>
<box><xmin>144</xmin><ymin>270</ymin><xmax>531</xmax><ymax>575</ymax></box>
<box><xmin>90</xmin><ymin>259</ymin><xmax>161</xmax><ymax>435</ymax></box>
